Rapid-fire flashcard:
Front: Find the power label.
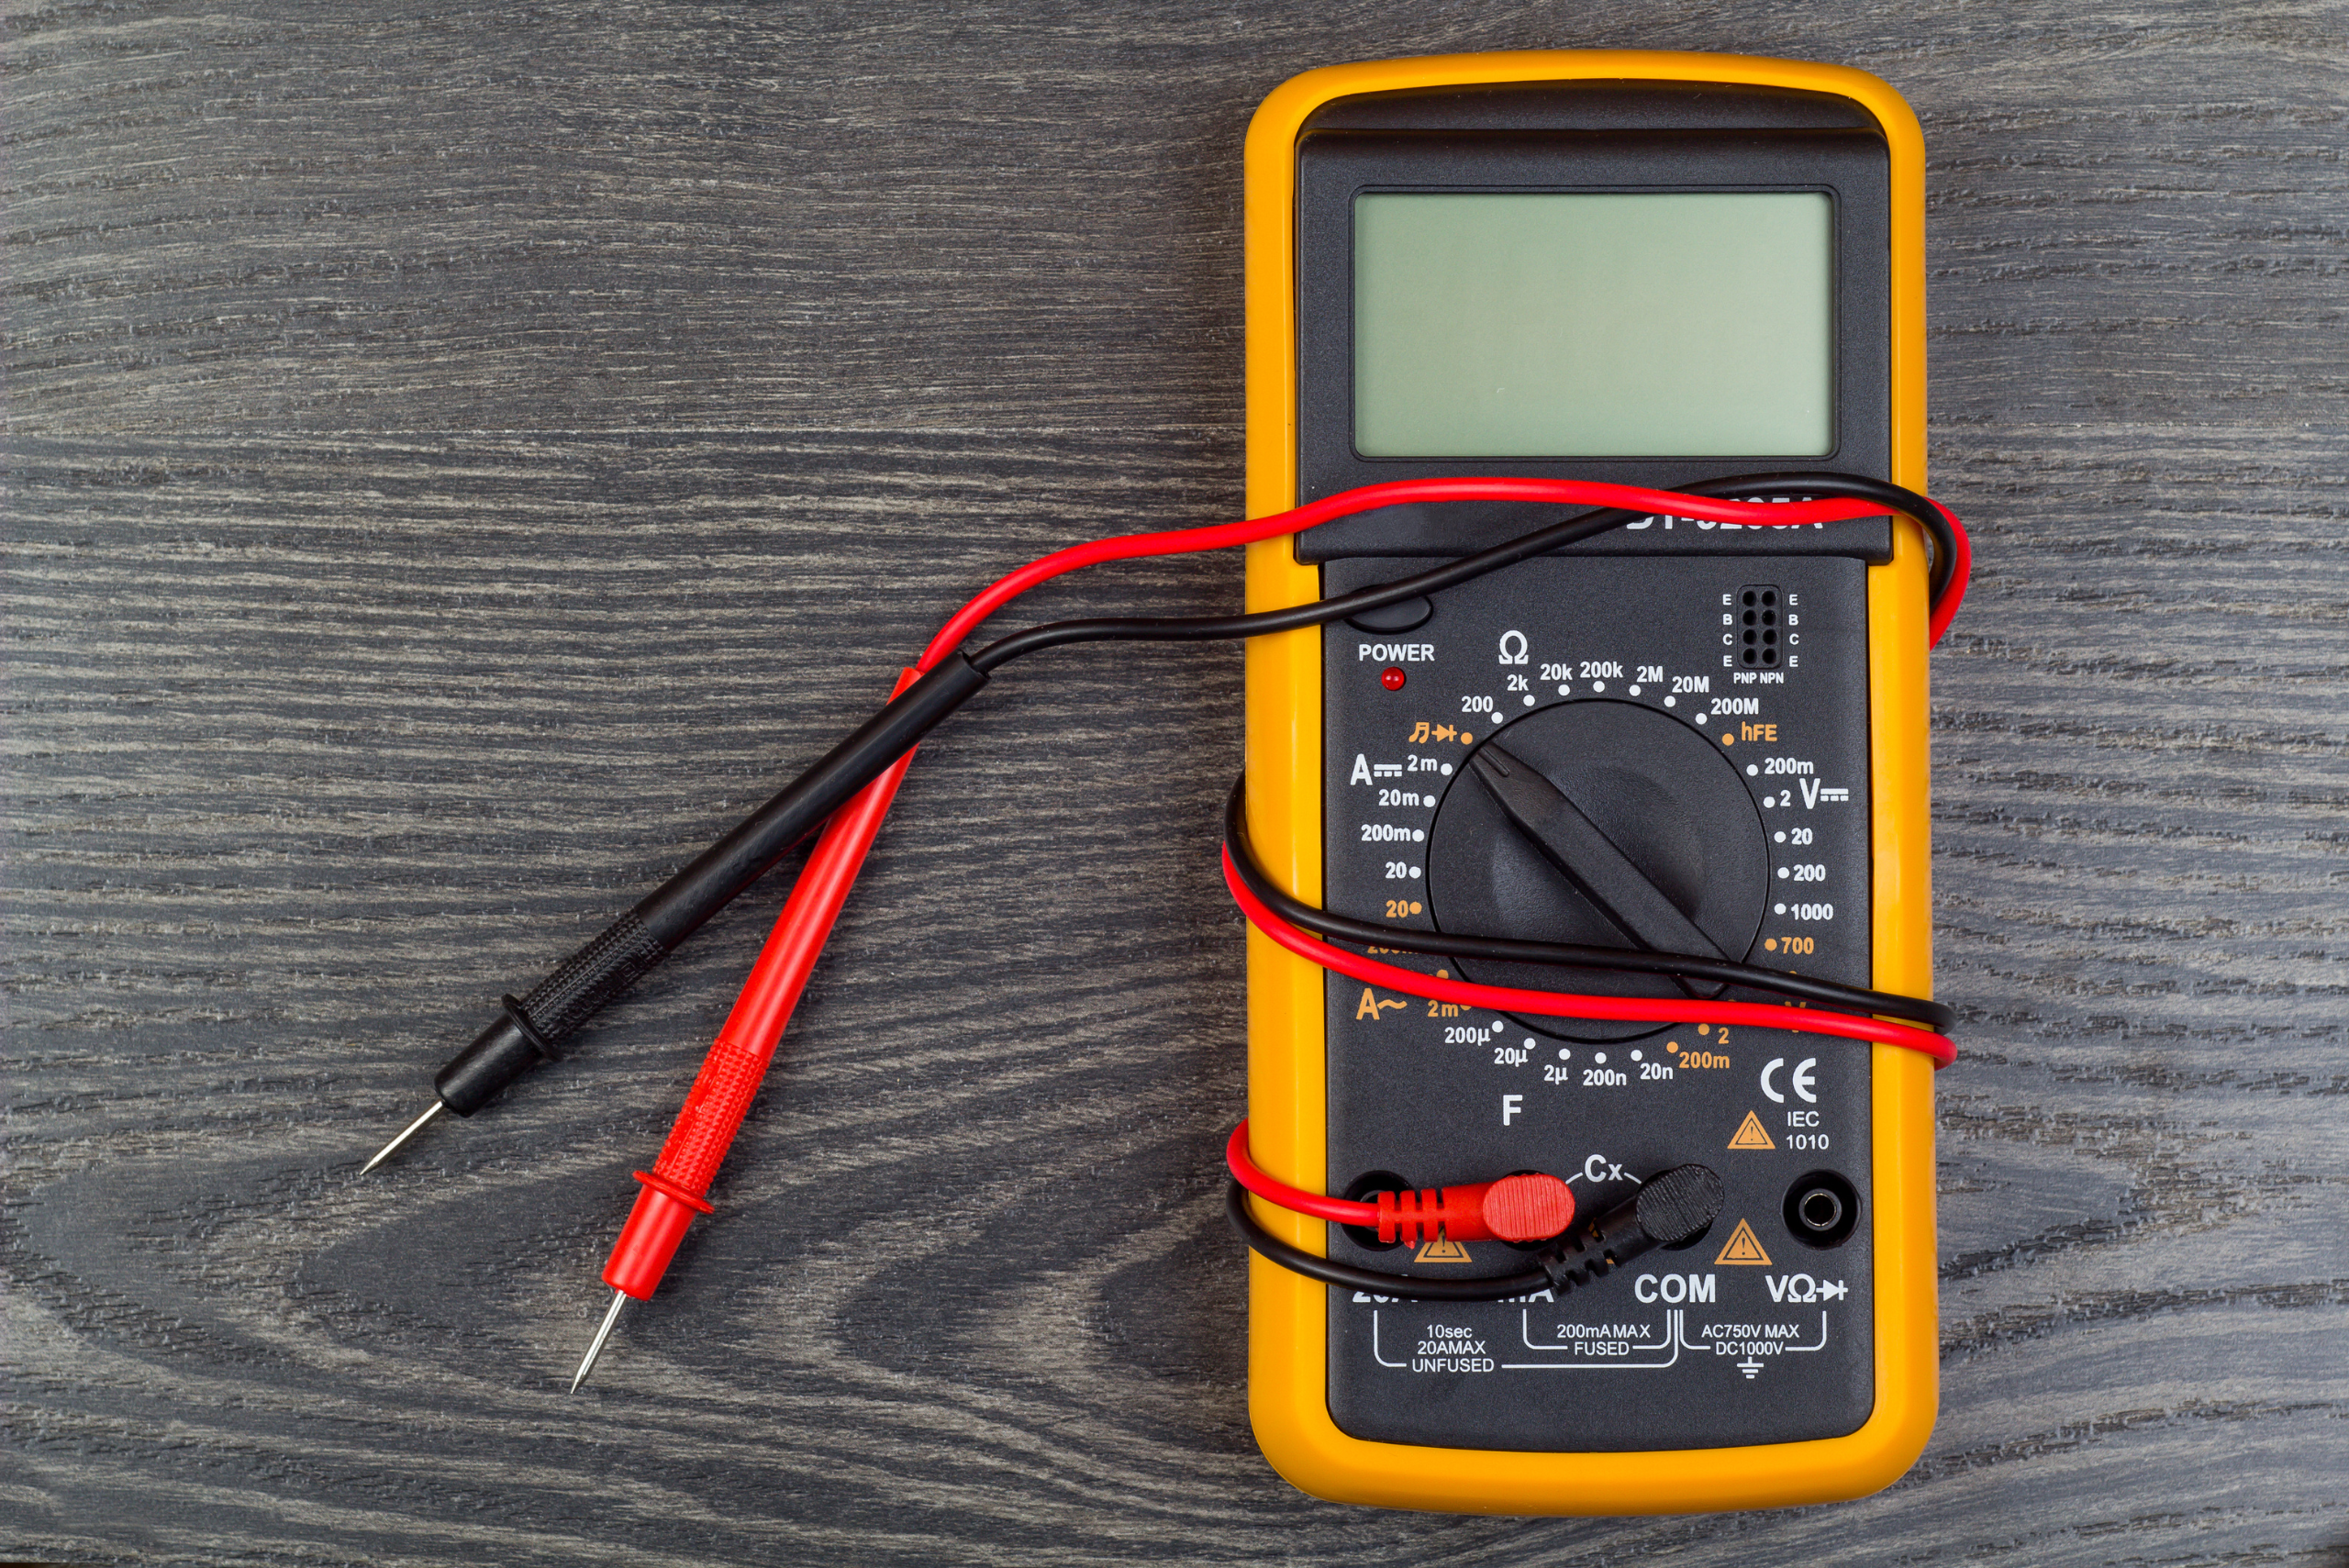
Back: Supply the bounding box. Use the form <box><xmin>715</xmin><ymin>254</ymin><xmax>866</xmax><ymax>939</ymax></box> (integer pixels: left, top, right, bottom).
<box><xmin>1319</xmin><ymin>553</ymin><xmax>1876</xmax><ymax>1451</ymax></box>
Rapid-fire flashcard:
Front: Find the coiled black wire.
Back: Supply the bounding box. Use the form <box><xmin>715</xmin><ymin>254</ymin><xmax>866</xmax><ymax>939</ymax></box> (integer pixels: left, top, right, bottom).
<box><xmin>973</xmin><ymin>472</ymin><xmax>1956</xmax><ymax>673</ymax></box>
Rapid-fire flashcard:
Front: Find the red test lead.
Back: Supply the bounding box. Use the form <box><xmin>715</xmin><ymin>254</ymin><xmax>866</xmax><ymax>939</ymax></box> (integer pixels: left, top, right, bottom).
<box><xmin>540</xmin><ymin>473</ymin><xmax>1965</xmax><ymax>1381</ymax></box>
<box><xmin>569</xmin><ymin>670</ymin><xmax>920</xmax><ymax>1393</ymax></box>
<box><xmin>361</xmin><ymin>473</ymin><xmax>1965</xmax><ymax>1179</ymax></box>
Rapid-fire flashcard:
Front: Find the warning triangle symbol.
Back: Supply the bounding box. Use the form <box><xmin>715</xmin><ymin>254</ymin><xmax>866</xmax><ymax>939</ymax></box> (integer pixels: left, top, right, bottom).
<box><xmin>1728</xmin><ymin>1111</ymin><xmax>1776</xmax><ymax>1151</ymax></box>
<box><xmin>1714</xmin><ymin>1218</ymin><xmax>1773</xmax><ymax>1267</ymax></box>
<box><xmin>1415</xmin><ymin>1236</ymin><xmax>1473</xmax><ymax>1263</ymax></box>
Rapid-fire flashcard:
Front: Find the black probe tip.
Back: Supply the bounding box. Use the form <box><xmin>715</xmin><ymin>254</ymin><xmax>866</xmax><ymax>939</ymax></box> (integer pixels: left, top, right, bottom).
<box><xmin>359</xmin><ymin>1100</ymin><xmax>445</xmax><ymax>1175</ymax></box>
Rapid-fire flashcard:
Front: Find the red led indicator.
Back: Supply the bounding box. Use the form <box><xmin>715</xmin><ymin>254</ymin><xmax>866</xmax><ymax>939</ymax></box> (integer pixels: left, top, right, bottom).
<box><xmin>1380</xmin><ymin>666</ymin><xmax>1407</xmax><ymax>691</ymax></box>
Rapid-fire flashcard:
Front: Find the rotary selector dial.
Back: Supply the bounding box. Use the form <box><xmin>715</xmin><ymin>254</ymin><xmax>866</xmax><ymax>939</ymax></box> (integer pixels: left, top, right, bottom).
<box><xmin>1425</xmin><ymin>700</ymin><xmax>1770</xmax><ymax>1041</ymax></box>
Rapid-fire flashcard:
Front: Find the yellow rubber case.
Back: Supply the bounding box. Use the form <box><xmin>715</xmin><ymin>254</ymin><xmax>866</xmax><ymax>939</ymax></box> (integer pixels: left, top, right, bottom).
<box><xmin>1240</xmin><ymin>50</ymin><xmax>1935</xmax><ymax>1514</ymax></box>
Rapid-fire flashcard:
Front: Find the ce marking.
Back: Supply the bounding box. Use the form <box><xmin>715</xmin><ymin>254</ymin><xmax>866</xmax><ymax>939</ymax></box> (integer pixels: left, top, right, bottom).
<box><xmin>1761</xmin><ymin>1057</ymin><xmax>1818</xmax><ymax>1105</ymax></box>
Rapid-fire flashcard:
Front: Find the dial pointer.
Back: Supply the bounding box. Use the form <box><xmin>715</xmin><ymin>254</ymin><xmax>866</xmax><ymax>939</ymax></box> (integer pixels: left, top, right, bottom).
<box><xmin>1464</xmin><ymin>742</ymin><xmax>1727</xmax><ymax>992</ymax></box>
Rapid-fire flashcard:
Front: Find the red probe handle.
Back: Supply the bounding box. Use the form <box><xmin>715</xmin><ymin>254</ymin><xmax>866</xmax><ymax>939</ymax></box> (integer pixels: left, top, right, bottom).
<box><xmin>603</xmin><ymin>668</ymin><xmax>920</xmax><ymax>1301</ymax></box>
<box><xmin>1223</xmin><ymin>1121</ymin><xmax>1575</xmax><ymax>1244</ymax></box>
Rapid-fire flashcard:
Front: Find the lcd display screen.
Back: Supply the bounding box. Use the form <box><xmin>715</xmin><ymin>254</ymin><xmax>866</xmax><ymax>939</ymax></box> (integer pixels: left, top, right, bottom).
<box><xmin>1353</xmin><ymin>192</ymin><xmax>1834</xmax><ymax>458</ymax></box>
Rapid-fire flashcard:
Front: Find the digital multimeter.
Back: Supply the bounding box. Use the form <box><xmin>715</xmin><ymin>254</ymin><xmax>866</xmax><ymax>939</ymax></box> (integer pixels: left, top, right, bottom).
<box><xmin>1239</xmin><ymin>52</ymin><xmax>1937</xmax><ymax>1513</ymax></box>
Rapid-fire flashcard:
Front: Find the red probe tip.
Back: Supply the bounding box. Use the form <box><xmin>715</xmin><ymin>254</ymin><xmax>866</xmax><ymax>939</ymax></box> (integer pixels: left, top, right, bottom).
<box><xmin>569</xmin><ymin>1287</ymin><xmax>629</xmax><ymax>1393</ymax></box>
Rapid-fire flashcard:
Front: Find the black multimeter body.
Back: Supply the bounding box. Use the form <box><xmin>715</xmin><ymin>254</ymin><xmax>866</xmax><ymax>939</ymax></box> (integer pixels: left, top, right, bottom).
<box><xmin>1241</xmin><ymin>53</ymin><xmax>1937</xmax><ymax>1514</ymax></box>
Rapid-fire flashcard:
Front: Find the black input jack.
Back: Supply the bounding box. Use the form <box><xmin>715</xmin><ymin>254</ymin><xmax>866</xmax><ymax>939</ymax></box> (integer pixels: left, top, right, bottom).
<box><xmin>1341</xmin><ymin>1170</ymin><xmax>1411</xmax><ymax>1251</ymax></box>
<box><xmin>1782</xmin><ymin>1170</ymin><xmax>1859</xmax><ymax>1250</ymax></box>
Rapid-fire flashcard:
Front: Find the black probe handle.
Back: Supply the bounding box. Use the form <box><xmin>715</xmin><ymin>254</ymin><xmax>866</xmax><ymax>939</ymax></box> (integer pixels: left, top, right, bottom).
<box><xmin>431</xmin><ymin>654</ymin><xmax>990</xmax><ymax>1115</ymax></box>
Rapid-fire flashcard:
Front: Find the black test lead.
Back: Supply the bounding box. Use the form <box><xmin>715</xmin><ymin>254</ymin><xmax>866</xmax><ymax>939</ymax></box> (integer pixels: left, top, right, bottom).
<box><xmin>538</xmin><ymin>482</ymin><xmax>1952</xmax><ymax>1400</ymax></box>
<box><xmin>568</xmin><ymin>676</ymin><xmax>920</xmax><ymax>1393</ymax></box>
<box><xmin>359</xmin><ymin>474</ymin><xmax>1964</xmax><ymax>1173</ymax></box>
<box><xmin>354</xmin><ymin>656</ymin><xmax>991</xmax><ymax>1172</ymax></box>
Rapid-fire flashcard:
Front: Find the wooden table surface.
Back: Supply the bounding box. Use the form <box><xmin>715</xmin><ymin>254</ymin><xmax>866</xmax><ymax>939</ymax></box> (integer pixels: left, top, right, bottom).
<box><xmin>7</xmin><ymin>3</ymin><xmax>2346</xmax><ymax>1563</ymax></box>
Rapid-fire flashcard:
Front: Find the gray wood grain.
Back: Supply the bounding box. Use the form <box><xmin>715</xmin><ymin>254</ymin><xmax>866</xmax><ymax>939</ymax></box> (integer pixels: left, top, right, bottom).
<box><xmin>6</xmin><ymin>1</ymin><xmax>2346</xmax><ymax>1563</ymax></box>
